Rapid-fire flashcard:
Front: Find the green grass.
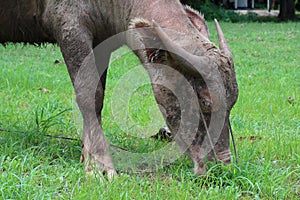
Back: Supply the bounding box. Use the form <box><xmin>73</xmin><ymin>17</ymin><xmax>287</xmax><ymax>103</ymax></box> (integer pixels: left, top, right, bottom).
<box><xmin>0</xmin><ymin>22</ymin><xmax>299</xmax><ymax>199</ymax></box>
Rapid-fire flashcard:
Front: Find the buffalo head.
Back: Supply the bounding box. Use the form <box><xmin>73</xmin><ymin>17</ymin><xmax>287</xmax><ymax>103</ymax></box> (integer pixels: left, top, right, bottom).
<box><xmin>128</xmin><ymin>16</ymin><xmax>238</xmax><ymax>175</ymax></box>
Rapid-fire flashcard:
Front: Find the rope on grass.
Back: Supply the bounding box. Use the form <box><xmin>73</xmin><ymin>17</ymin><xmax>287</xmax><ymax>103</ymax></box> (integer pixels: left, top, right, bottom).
<box><xmin>0</xmin><ymin>128</ymin><xmax>129</xmax><ymax>151</ymax></box>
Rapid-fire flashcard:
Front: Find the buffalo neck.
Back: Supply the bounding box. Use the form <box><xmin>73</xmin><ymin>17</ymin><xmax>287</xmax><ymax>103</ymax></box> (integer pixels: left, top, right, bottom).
<box><xmin>93</xmin><ymin>0</ymin><xmax>196</xmax><ymax>37</ymax></box>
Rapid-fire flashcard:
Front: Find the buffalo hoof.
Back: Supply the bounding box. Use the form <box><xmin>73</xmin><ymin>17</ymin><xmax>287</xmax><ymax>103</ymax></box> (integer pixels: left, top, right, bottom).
<box><xmin>151</xmin><ymin>126</ymin><xmax>173</xmax><ymax>141</ymax></box>
<box><xmin>80</xmin><ymin>146</ymin><xmax>117</xmax><ymax>180</ymax></box>
<box><xmin>85</xmin><ymin>168</ymin><xmax>118</xmax><ymax>182</ymax></box>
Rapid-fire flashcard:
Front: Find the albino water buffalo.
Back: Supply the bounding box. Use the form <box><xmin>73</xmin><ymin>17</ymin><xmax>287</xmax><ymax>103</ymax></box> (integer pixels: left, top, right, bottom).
<box><xmin>0</xmin><ymin>0</ymin><xmax>238</xmax><ymax>177</ymax></box>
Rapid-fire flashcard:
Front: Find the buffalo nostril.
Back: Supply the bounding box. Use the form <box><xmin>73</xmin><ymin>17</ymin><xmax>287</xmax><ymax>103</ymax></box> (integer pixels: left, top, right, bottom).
<box><xmin>224</xmin><ymin>159</ymin><xmax>231</xmax><ymax>165</ymax></box>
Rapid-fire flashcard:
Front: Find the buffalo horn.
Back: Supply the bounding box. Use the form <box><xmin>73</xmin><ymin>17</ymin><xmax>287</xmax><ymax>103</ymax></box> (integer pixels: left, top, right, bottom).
<box><xmin>214</xmin><ymin>19</ymin><xmax>233</xmax><ymax>59</ymax></box>
<box><xmin>152</xmin><ymin>21</ymin><xmax>212</xmax><ymax>78</ymax></box>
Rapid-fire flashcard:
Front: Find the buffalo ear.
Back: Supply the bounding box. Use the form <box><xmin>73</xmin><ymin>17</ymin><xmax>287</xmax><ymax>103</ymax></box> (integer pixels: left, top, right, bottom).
<box><xmin>129</xmin><ymin>18</ymin><xmax>152</xmax><ymax>29</ymax></box>
<box><xmin>183</xmin><ymin>5</ymin><xmax>210</xmax><ymax>39</ymax></box>
<box><xmin>128</xmin><ymin>18</ymin><xmax>167</xmax><ymax>64</ymax></box>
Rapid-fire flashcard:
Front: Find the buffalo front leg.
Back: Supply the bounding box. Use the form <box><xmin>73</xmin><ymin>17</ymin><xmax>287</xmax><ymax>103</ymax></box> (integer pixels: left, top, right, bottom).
<box><xmin>79</xmin><ymin>69</ymin><xmax>116</xmax><ymax>179</ymax></box>
<box><xmin>58</xmin><ymin>31</ymin><xmax>115</xmax><ymax>178</ymax></box>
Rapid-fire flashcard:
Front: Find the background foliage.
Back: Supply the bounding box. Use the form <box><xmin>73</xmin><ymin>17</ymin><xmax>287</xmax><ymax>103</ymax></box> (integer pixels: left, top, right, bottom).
<box><xmin>182</xmin><ymin>0</ymin><xmax>300</xmax><ymax>22</ymax></box>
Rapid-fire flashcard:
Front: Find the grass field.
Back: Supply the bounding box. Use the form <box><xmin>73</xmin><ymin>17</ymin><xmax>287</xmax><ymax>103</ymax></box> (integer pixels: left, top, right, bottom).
<box><xmin>0</xmin><ymin>22</ymin><xmax>299</xmax><ymax>199</ymax></box>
